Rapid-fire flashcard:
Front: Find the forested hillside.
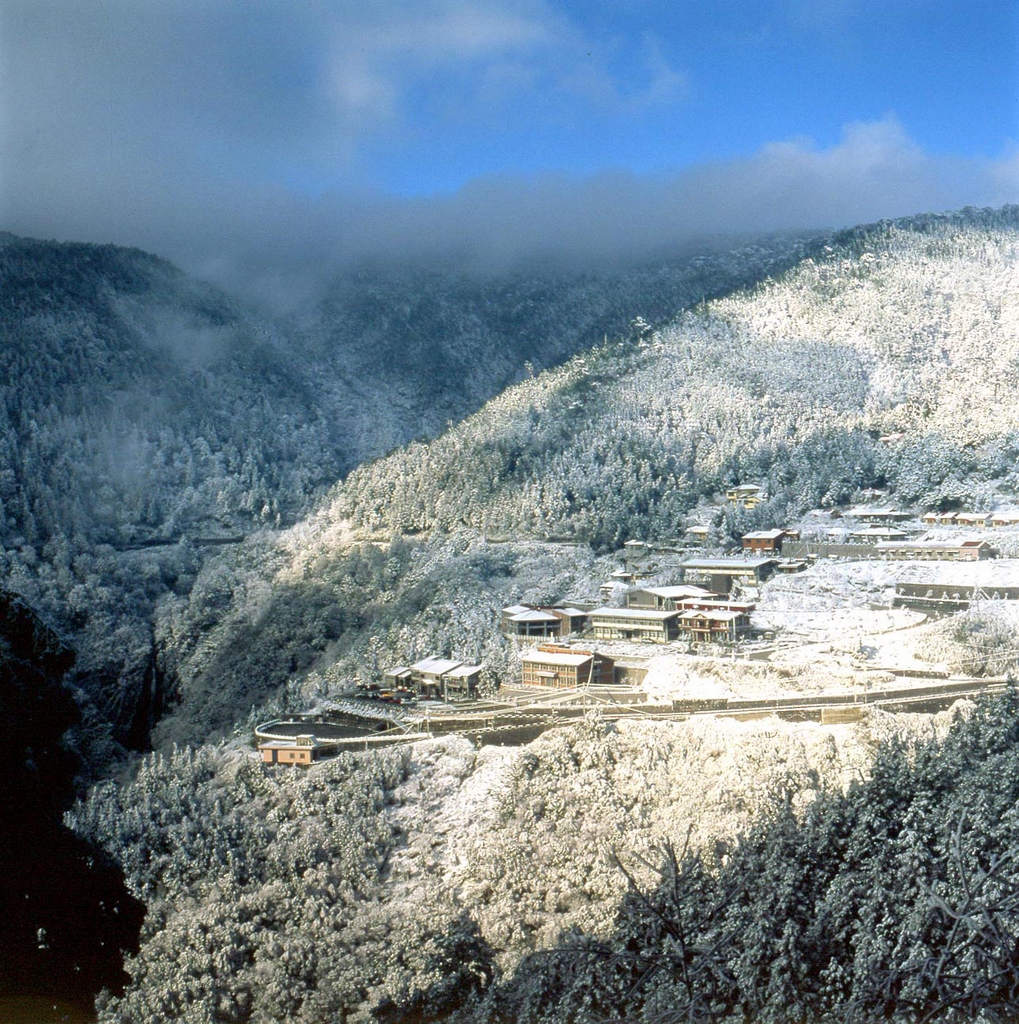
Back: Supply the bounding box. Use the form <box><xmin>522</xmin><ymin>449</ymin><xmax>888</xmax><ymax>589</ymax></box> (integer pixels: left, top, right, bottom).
<box><xmin>0</xmin><ymin>229</ymin><xmax>810</xmax><ymax>762</ymax></box>
<box><xmin>10</xmin><ymin>206</ymin><xmax>1019</xmax><ymax>1020</ymax></box>
<box><xmin>467</xmin><ymin>691</ymin><xmax>1019</xmax><ymax>1024</ymax></box>
<box><xmin>70</xmin><ymin>706</ymin><xmax>954</xmax><ymax>1022</ymax></box>
<box><xmin>149</xmin><ymin>206</ymin><xmax>1019</xmax><ymax>748</ymax></box>
<box><xmin>331</xmin><ymin>206</ymin><xmax>1019</xmax><ymax>545</ymax></box>
<box><xmin>288</xmin><ymin>239</ymin><xmax>817</xmax><ymax>460</ymax></box>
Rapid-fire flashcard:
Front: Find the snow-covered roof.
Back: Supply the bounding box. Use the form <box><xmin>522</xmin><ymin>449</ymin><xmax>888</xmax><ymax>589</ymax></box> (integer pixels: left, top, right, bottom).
<box><xmin>502</xmin><ymin>604</ymin><xmax>531</xmax><ymax>615</ymax></box>
<box><xmin>411</xmin><ymin>656</ymin><xmax>462</xmax><ymax>675</ymax></box>
<box><xmin>682</xmin><ymin>557</ymin><xmax>777</xmax><ymax>570</ymax></box>
<box><xmin>522</xmin><ymin>650</ymin><xmax>592</xmax><ymax>667</ymax></box>
<box><xmin>679</xmin><ymin>609</ymin><xmax>741</xmax><ymax>622</ymax></box>
<box><xmin>897</xmin><ymin>558</ymin><xmax>1019</xmax><ymax>586</ymax></box>
<box><xmin>846</xmin><ymin>506</ymin><xmax>911</xmax><ymax>518</ymax></box>
<box><xmin>874</xmin><ymin>540</ymin><xmax>989</xmax><ymax>552</ymax></box>
<box><xmin>640</xmin><ymin>585</ymin><xmax>715</xmax><ymax>599</ymax></box>
<box><xmin>445</xmin><ymin>664</ymin><xmax>482</xmax><ymax>678</ymax></box>
<box><xmin>554</xmin><ymin>607</ymin><xmax>588</xmax><ymax>617</ymax></box>
<box><xmin>509</xmin><ymin>609</ymin><xmax>560</xmax><ymax>623</ymax></box>
<box><xmin>590</xmin><ymin>607</ymin><xmax>680</xmax><ymax>620</ymax></box>
<box><xmin>743</xmin><ymin>529</ymin><xmax>786</xmax><ymax>540</ymax></box>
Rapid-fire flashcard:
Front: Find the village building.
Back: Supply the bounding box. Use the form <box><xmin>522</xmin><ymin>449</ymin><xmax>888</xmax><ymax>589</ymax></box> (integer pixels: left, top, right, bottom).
<box><xmin>553</xmin><ymin>607</ymin><xmax>589</xmax><ymax>634</ymax></box>
<box><xmin>520</xmin><ymin>645</ymin><xmax>615</xmax><ymax>687</ymax></box>
<box><xmin>725</xmin><ymin>484</ymin><xmax>766</xmax><ymax>509</ymax></box>
<box><xmin>991</xmin><ymin>511</ymin><xmax>1019</xmax><ymax>528</ymax></box>
<box><xmin>741</xmin><ymin>529</ymin><xmax>788</xmax><ymax>554</ymax></box>
<box><xmin>383</xmin><ymin>666</ymin><xmax>414</xmax><ymax>687</ymax></box>
<box><xmin>845</xmin><ymin>506</ymin><xmax>914</xmax><ymax>523</ymax></box>
<box><xmin>680</xmin><ymin>556</ymin><xmax>778</xmax><ymax>595</ymax></box>
<box><xmin>894</xmin><ymin>581</ymin><xmax>1019</xmax><ymax>610</ymax></box>
<box><xmin>873</xmin><ymin>539</ymin><xmax>995</xmax><ymax>562</ymax></box>
<box><xmin>677</xmin><ymin>596</ymin><xmax>756</xmax><ymax>615</ymax></box>
<box><xmin>684</xmin><ymin>524</ymin><xmax>711</xmax><ymax>546</ymax></box>
<box><xmin>849</xmin><ymin>525</ymin><xmax>910</xmax><ymax>542</ymax></box>
<box><xmin>443</xmin><ymin>664</ymin><xmax>483</xmax><ymax>699</ymax></box>
<box><xmin>406</xmin><ymin>656</ymin><xmax>483</xmax><ymax>700</ymax></box>
<box><xmin>501</xmin><ymin>606</ymin><xmax>561</xmax><ymax>638</ymax></box>
<box><xmin>501</xmin><ymin>604</ymin><xmax>588</xmax><ymax>638</ymax></box>
<box><xmin>259</xmin><ymin>734</ymin><xmax>320</xmax><ymax>766</ymax></box>
<box><xmin>626</xmin><ymin>584</ymin><xmax>716</xmax><ymax>610</ymax></box>
<box><xmin>677</xmin><ymin>608</ymin><xmax>751</xmax><ymax>643</ymax></box>
<box><xmin>955</xmin><ymin>512</ymin><xmax>991</xmax><ymax>527</ymax></box>
<box><xmin>588</xmin><ymin>606</ymin><xmax>681</xmax><ymax>643</ymax></box>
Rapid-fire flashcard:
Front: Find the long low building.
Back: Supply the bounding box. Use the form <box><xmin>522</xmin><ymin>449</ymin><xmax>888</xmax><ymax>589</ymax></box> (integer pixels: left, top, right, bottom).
<box><xmin>874</xmin><ymin>539</ymin><xmax>995</xmax><ymax>561</ymax></box>
<box><xmin>589</xmin><ymin>606</ymin><xmax>681</xmax><ymax>642</ymax></box>
<box><xmin>894</xmin><ymin>581</ymin><xmax>1019</xmax><ymax>609</ymax></box>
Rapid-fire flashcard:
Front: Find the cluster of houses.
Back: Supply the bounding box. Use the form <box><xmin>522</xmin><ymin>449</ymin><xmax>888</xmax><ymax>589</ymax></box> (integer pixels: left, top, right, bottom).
<box><xmin>505</xmin><ymin>581</ymin><xmax>758</xmax><ymax>655</ymax></box>
<box><xmin>415</xmin><ymin>492</ymin><xmax>1018</xmax><ymax>699</ymax></box>
<box><xmin>922</xmin><ymin>510</ymin><xmax>1019</xmax><ymax>528</ymax></box>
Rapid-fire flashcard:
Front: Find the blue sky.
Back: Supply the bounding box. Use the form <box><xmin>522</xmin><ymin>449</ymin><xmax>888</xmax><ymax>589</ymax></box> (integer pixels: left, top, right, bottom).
<box><xmin>1</xmin><ymin>0</ymin><xmax>1016</xmax><ymax>293</ymax></box>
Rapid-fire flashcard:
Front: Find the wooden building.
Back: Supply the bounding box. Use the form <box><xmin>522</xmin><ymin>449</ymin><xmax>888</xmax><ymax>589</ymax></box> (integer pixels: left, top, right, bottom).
<box><xmin>680</xmin><ymin>557</ymin><xmax>778</xmax><ymax>595</ymax></box>
<box><xmin>501</xmin><ymin>606</ymin><xmax>561</xmax><ymax>638</ymax></box>
<box><xmin>873</xmin><ymin>539</ymin><xmax>995</xmax><ymax>562</ymax></box>
<box><xmin>678</xmin><ymin>609</ymin><xmax>750</xmax><ymax>643</ymax></box>
<box><xmin>443</xmin><ymin>664</ymin><xmax>483</xmax><ymax>699</ymax></box>
<box><xmin>408</xmin><ymin>656</ymin><xmax>483</xmax><ymax>700</ymax></box>
<box><xmin>552</xmin><ymin>607</ymin><xmax>589</xmax><ymax>634</ymax></box>
<box><xmin>725</xmin><ymin>484</ymin><xmax>766</xmax><ymax>509</ymax></box>
<box><xmin>684</xmin><ymin>525</ymin><xmax>711</xmax><ymax>546</ymax></box>
<box><xmin>955</xmin><ymin>512</ymin><xmax>991</xmax><ymax>527</ymax></box>
<box><xmin>846</xmin><ymin>506</ymin><xmax>914</xmax><ymax>523</ymax></box>
<box><xmin>677</xmin><ymin>596</ymin><xmax>756</xmax><ymax>616</ymax></box>
<box><xmin>626</xmin><ymin>585</ymin><xmax>715</xmax><ymax>610</ymax></box>
<box><xmin>991</xmin><ymin>511</ymin><xmax>1019</xmax><ymax>528</ymax></box>
<box><xmin>588</xmin><ymin>607</ymin><xmax>681</xmax><ymax>643</ymax></box>
<box><xmin>741</xmin><ymin>529</ymin><xmax>788</xmax><ymax>554</ymax></box>
<box><xmin>849</xmin><ymin>526</ymin><xmax>910</xmax><ymax>542</ymax></box>
<box><xmin>520</xmin><ymin>646</ymin><xmax>614</xmax><ymax>687</ymax></box>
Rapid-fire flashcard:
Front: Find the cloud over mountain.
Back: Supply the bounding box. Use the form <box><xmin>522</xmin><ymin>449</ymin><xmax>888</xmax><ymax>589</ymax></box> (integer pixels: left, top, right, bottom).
<box><xmin>2</xmin><ymin>1</ymin><xmax>1015</xmax><ymax>305</ymax></box>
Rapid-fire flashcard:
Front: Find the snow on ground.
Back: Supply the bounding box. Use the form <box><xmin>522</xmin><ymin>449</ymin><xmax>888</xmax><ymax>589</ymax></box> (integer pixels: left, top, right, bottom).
<box><xmin>633</xmin><ymin>556</ymin><xmax>1019</xmax><ymax>703</ymax></box>
<box><xmin>376</xmin><ymin>705</ymin><xmax>970</xmax><ymax>969</ymax></box>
